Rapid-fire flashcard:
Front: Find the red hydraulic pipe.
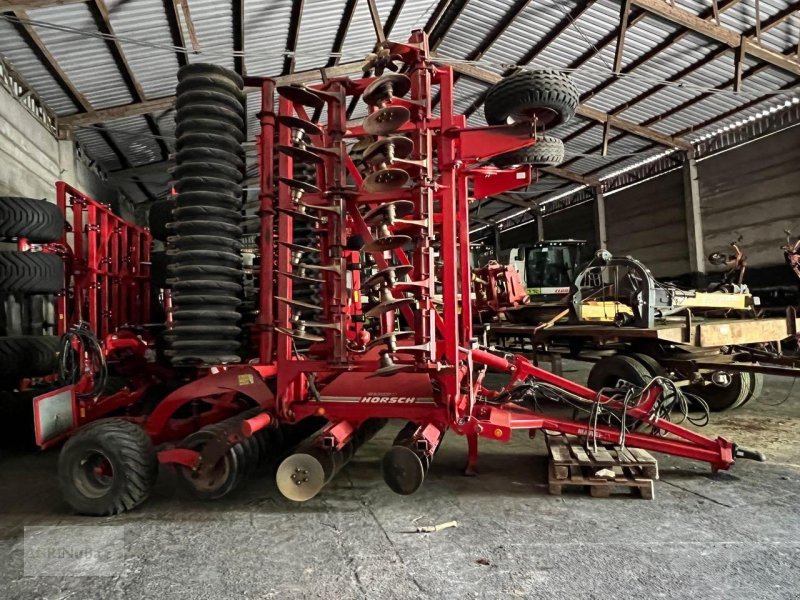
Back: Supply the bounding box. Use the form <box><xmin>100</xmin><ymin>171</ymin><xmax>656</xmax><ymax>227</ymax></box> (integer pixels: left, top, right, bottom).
<box><xmin>257</xmin><ymin>79</ymin><xmax>276</xmax><ymax>364</ymax></box>
<box><xmin>241</xmin><ymin>411</ymin><xmax>272</xmax><ymax>437</ymax></box>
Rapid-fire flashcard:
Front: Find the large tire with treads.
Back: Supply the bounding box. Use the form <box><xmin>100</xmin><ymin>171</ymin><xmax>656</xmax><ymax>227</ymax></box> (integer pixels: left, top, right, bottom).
<box><xmin>686</xmin><ymin>372</ymin><xmax>752</xmax><ymax>412</ymax></box>
<box><xmin>484</xmin><ymin>70</ymin><xmax>578</xmax><ymax>129</ymax></box>
<box><xmin>492</xmin><ymin>135</ymin><xmax>565</xmax><ymax>168</ymax></box>
<box><xmin>169</xmin><ymin>62</ymin><xmax>245</xmax><ymax>366</ymax></box>
<box><xmin>0</xmin><ymin>335</ymin><xmax>60</xmax><ymax>383</ymax></box>
<box><xmin>0</xmin><ymin>196</ymin><xmax>65</xmax><ymax>243</ymax></box>
<box><xmin>587</xmin><ymin>355</ymin><xmax>653</xmax><ymax>392</ymax></box>
<box><xmin>0</xmin><ymin>251</ymin><xmax>63</xmax><ymax>293</ymax></box>
<box><xmin>58</xmin><ymin>419</ymin><xmax>158</xmax><ymax>515</ymax></box>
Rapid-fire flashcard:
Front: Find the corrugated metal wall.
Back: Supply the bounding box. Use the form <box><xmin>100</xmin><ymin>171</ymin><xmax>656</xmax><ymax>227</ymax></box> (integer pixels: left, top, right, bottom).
<box><xmin>605</xmin><ymin>170</ymin><xmax>689</xmax><ymax>278</ymax></box>
<box><xmin>698</xmin><ymin>125</ymin><xmax>800</xmax><ymax>268</ymax></box>
<box><xmin>542</xmin><ymin>202</ymin><xmax>596</xmax><ymax>247</ymax></box>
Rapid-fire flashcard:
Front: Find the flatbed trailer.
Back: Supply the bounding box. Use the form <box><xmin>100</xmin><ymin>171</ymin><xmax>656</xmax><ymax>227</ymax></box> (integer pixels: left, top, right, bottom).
<box><xmin>487</xmin><ymin>310</ymin><xmax>800</xmax><ymax>411</ymax></box>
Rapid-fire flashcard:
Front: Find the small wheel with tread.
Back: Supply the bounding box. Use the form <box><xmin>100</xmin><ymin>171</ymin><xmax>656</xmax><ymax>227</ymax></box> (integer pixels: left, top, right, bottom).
<box><xmin>484</xmin><ymin>70</ymin><xmax>579</xmax><ymax>129</ymax></box>
<box><xmin>492</xmin><ymin>136</ymin><xmax>565</xmax><ymax>168</ymax></box>
<box><xmin>58</xmin><ymin>419</ymin><xmax>158</xmax><ymax>515</ymax></box>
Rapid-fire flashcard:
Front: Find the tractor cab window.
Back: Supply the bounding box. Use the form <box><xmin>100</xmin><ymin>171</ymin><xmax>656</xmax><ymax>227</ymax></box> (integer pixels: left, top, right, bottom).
<box><xmin>525</xmin><ymin>245</ymin><xmax>580</xmax><ymax>288</ymax></box>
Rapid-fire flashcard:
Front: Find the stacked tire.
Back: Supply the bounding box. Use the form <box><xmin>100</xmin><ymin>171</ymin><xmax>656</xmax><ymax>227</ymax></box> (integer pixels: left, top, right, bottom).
<box><xmin>0</xmin><ymin>196</ymin><xmax>64</xmax><ymax>447</ymax></box>
<box><xmin>167</xmin><ymin>64</ymin><xmax>246</xmax><ymax>365</ymax></box>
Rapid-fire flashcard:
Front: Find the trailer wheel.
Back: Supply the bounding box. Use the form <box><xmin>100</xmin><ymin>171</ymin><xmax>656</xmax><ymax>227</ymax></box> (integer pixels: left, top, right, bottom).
<box><xmin>587</xmin><ymin>355</ymin><xmax>653</xmax><ymax>392</ymax></box>
<box><xmin>740</xmin><ymin>373</ymin><xmax>764</xmax><ymax>407</ymax></box>
<box><xmin>0</xmin><ymin>196</ymin><xmax>65</xmax><ymax>243</ymax></box>
<box><xmin>492</xmin><ymin>135</ymin><xmax>565</xmax><ymax>168</ymax></box>
<box><xmin>0</xmin><ymin>251</ymin><xmax>63</xmax><ymax>293</ymax></box>
<box><xmin>685</xmin><ymin>372</ymin><xmax>751</xmax><ymax>412</ymax></box>
<box><xmin>484</xmin><ymin>70</ymin><xmax>578</xmax><ymax>128</ymax></box>
<box><xmin>58</xmin><ymin>419</ymin><xmax>158</xmax><ymax>516</ymax></box>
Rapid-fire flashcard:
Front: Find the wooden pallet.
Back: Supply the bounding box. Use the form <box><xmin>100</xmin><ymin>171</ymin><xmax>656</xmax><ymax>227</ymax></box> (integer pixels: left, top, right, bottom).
<box><xmin>545</xmin><ymin>432</ymin><xmax>658</xmax><ymax>499</ymax></box>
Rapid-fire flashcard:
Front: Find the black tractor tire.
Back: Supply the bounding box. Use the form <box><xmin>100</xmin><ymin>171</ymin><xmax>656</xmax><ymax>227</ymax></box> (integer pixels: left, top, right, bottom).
<box><xmin>176</xmin><ymin>90</ymin><xmax>245</xmax><ymax>116</ymax></box>
<box><xmin>739</xmin><ymin>373</ymin><xmax>764</xmax><ymax>407</ymax></box>
<box><xmin>484</xmin><ymin>70</ymin><xmax>578</xmax><ymax>129</ymax></box>
<box><xmin>176</xmin><ymin>75</ymin><xmax>246</xmax><ymax>104</ymax></box>
<box><xmin>0</xmin><ymin>251</ymin><xmax>63</xmax><ymax>293</ymax></box>
<box><xmin>176</xmin><ymin>190</ymin><xmax>242</xmax><ymax>210</ymax></box>
<box><xmin>173</xmin><ymin>162</ymin><xmax>244</xmax><ymax>184</ymax></box>
<box><xmin>0</xmin><ymin>335</ymin><xmax>60</xmax><ymax>382</ymax></box>
<box><xmin>58</xmin><ymin>419</ymin><xmax>158</xmax><ymax>516</ymax></box>
<box><xmin>148</xmin><ymin>199</ymin><xmax>175</xmax><ymax>241</ymax></box>
<box><xmin>168</xmin><ymin>235</ymin><xmax>243</xmax><ymax>252</ymax></box>
<box><xmin>176</xmin><ymin>105</ymin><xmax>245</xmax><ymax>132</ymax></box>
<box><xmin>176</xmin><ymin>132</ymin><xmax>244</xmax><ymax>154</ymax></box>
<box><xmin>685</xmin><ymin>372</ymin><xmax>752</xmax><ymax>412</ymax></box>
<box><xmin>174</xmin><ymin>176</ymin><xmax>243</xmax><ymax>197</ymax></box>
<box><xmin>0</xmin><ymin>196</ymin><xmax>65</xmax><ymax>243</ymax></box>
<box><xmin>587</xmin><ymin>354</ymin><xmax>653</xmax><ymax>393</ymax></box>
<box><xmin>168</xmin><ymin>219</ymin><xmax>243</xmax><ymax>238</ymax></box>
<box><xmin>178</xmin><ymin>63</ymin><xmax>244</xmax><ymax>89</ymax></box>
<box><xmin>492</xmin><ymin>135</ymin><xmax>565</xmax><ymax>168</ymax></box>
<box><xmin>176</xmin><ymin>147</ymin><xmax>245</xmax><ymax>171</ymax></box>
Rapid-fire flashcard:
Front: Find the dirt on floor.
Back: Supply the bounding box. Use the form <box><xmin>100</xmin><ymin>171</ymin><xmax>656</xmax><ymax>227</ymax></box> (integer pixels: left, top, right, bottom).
<box><xmin>0</xmin><ymin>361</ymin><xmax>798</xmax><ymax>599</ymax></box>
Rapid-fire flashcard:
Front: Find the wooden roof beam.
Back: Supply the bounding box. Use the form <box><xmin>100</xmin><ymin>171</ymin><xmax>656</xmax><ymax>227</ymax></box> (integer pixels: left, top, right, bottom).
<box><xmin>59</xmin><ymin>61</ymin><xmax>366</xmax><ymax>128</ymax></box>
<box><xmin>631</xmin><ymin>0</ymin><xmax>800</xmax><ymax>76</ymax></box>
<box><xmin>9</xmin><ymin>8</ymin><xmax>92</xmax><ymax>112</ymax></box>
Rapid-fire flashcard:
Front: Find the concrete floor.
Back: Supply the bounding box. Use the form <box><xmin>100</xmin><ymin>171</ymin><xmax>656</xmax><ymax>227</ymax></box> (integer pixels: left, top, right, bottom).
<box><xmin>1</xmin><ymin>361</ymin><xmax>799</xmax><ymax>599</ymax></box>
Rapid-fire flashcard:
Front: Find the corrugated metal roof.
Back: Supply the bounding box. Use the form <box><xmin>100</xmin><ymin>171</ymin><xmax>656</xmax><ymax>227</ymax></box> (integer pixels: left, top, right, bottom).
<box><xmin>244</xmin><ymin>0</ymin><xmax>293</xmax><ymax>76</ymax></box>
<box><xmin>106</xmin><ymin>0</ymin><xmax>180</xmax><ymax>98</ymax></box>
<box><xmin>28</xmin><ymin>3</ymin><xmax>133</xmax><ymax>108</ymax></box>
<box><xmin>184</xmin><ymin>0</ymin><xmax>234</xmax><ymax>69</ymax></box>
<box><xmin>0</xmin><ymin>0</ymin><xmax>795</xmax><ymax>202</ymax></box>
<box><xmin>339</xmin><ymin>0</ymin><xmax>395</xmax><ymax>63</ymax></box>
<box><xmin>293</xmin><ymin>0</ymin><xmax>345</xmax><ymax>72</ymax></box>
<box><xmin>0</xmin><ymin>18</ymin><xmax>78</xmax><ymax>114</ymax></box>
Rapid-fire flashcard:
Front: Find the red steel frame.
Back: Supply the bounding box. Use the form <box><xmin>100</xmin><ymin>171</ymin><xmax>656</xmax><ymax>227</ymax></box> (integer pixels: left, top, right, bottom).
<box><xmin>210</xmin><ymin>30</ymin><xmax>743</xmax><ymax>476</ymax></box>
<box><xmin>55</xmin><ymin>181</ymin><xmax>151</xmax><ymax>339</ymax></box>
<box><xmin>44</xmin><ymin>32</ymin><xmax>749</xmax><ymax>482</ymax></box>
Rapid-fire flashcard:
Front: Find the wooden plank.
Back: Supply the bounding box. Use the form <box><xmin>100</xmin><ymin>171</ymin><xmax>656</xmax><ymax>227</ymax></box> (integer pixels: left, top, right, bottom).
<box><xmin>588</xmin><ymin>445</ymin><xmax>615</xmax><ymax>465</ymax></box>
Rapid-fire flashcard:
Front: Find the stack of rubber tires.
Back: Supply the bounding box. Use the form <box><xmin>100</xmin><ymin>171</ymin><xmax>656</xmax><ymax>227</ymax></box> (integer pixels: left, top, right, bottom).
<box><xmin>166</xmin><ymin>63</ymin><xmax>247</xmax><ymax>365</ymax></box>
<box><xmin>0</xmin><ymin>196</ymin><xmax>64</xmax><ymax>447</ymax></box>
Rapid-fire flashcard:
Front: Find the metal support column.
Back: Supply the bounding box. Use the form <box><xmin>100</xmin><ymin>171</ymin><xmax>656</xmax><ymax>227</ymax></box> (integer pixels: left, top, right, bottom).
<box><xmin>535</xmin><ymin>211</ymin><xmax>544</xmax><ymax>242</ymax></box>
<box><xmin>593</xmin><ymin>185</ymin><xmax>607</xmax><ymax>250</ymax></box>
<box><xmin>682</xmin><ymin>153</ymin><xmax>705</xmax><ymax>274</ymax></box>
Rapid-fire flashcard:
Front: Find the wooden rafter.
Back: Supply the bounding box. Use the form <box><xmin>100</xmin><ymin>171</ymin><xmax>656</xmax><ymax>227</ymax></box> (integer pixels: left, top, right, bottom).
<box><xmin>232</xmin><ymin>0</ymin><xmax>244</xmax><ymax>75</ymax></box>
<box><xmin>9</xmin><ymin>8</ymin><xmax>91</xmax><ymax>111</ymax></box>
<box><xmin>559</xmin><ymin>5</ymin><xmax>797</xmax><ymax>171</ymax></box>
<box><xmin>631</xmin><ymin>0</ymin><xmax>800</xmax><ymax>76</ymax></box>
<box><xmin>282</xmin><ymin>0</ymin><xmax>304</xmax><ymax>74</ymax></box>
<box><xmin>328</xmin><ymin>0</ymin><xmax>358</xmax><ymax>68</ymax></box>
<box><xmin>59</xmin><ymin>61</ymin><xmax>366</xmax><ymax>128</ymax></box>
<box><xmin>161</xmin><ymin>0</ymin><xmax>188</xmax><ymax>68</ymax></box>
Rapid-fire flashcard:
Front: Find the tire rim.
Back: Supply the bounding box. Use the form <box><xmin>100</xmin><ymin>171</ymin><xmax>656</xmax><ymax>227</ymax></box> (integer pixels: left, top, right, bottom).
<box><xmin>74</xmin><ymin>450</ymin><xmax>115</xmax><ymax>498</ymax></box>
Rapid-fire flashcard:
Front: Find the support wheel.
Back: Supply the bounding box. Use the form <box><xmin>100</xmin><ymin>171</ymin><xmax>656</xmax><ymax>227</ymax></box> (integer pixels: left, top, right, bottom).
<box><xmin>686</xmin><ymin>372</ymin><xmax>752</xmax><ymax>412</ymax></box>
<box><xmin>587</xmin><ymin>354</ymin><xmax>654</xmax><ymax>392</ymax></box>
<box><xmin>739</xmin><ymin>373</ymin><xmax>764</xmax><ymax>407</ymax></box>
<box><xmin>492</xmin><ymin>135</ymin><xmax>565</xmax><ymax>168</ymax></box>
<box><xmin>484</xmin><ymin>70</ymin><xmax>578</xmax><ymax>128</ymax></box>
<box><xmin>58</xmin><ymin>419</ymin><xmax>158</xmax><ymax>516</ymax></box>
<box><xmin>176</xmin><ymin>428</ymin><xmax>246</xmax><ymax>500</ymax></box>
